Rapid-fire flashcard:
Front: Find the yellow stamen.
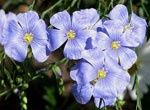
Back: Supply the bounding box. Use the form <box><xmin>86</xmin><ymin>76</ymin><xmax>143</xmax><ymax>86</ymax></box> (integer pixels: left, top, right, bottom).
<box><xmin>123</xmin><ymin>23</ymin><xmax>133</xmax><ymax>32</ymax></box>
<box><xmin>97</xmin><ymin>70</ymin><xmax>106</xmax><ymax>79</ymax></box>
<box><xmin>111</xmin><ymin>41</ymin><xmax>120</xmax><ymax>50</ymax></box>
<box><xmin>24</xmin><ymin>33</ymin><xmax>33</xmax><ymax>44</ymax></box>
<box><xmin>67</xmin><ymin>30</ymin><xmax>76</xmax><ymax>40</ymax></box>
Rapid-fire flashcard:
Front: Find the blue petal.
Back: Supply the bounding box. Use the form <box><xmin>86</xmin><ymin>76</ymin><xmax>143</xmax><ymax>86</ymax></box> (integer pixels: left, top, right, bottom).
<box><xmin>93</xmin><ymin>78</ymin><xmax>117</xmax><ymax>98</ymax></box>
<box><xmin>50</xmin><ymin>11</ymin><xmax>71</xmax><ymax>31</ymax></box>
<box><xmin>47</xmin><ymin>29</ymin><xmax>67</xmax><ymax>51</ymax></box>
<box><xmin>70</xmin><ymin>59</ymin><xmax>97</xmax><ymax>84</ymax></box>
<box><xmin>105</xmin><ymin>48</ymin><xmax>119</xmax><ymax>63</ymax></box>
<box><xmin>96</xmin><ymin>32</ymin><xmax>111</xmax><ymax>50</ymax></box>
<box><xmin>3</xmin><ymin>20</ymin><xmax>23</xmax><ymax>45</ymax></box>
<box><xmin>17</xmin><ymin>11</ymin><xmax>39</xmax><ymax>32</ymax></box>
<box><xmin>93</xmin><ymin>20</ymin><xmax>103</xmax><ymax>31</ymax></box>
<box><xmin>103</xmin><ymin>20</ymin><xmax>124</xmax><ymax>36</ymax></box>
<box><xmin>105</xmin><ymin>57</ymin><xmax>130</xmax><ymax>94</ymax></box>
<box><xmin>72</xmin><ymin>83</ymin><xmax>93</xmax><ymax>104</ymax></box>
<box><xmin>118</xmin><ymin>47</ymin><xmax>137</xmax><ymax>70</ymax></box>
<box><xmin>4</xmin><ymin>39</ymin><xmax>28</xmax><ymax>62</ymax></box>
<box><xmin>77</xmin><ymin>29</ymin><xmax>97</xmax><ymax>40</ymax></box>
<box><xmin>130</xmin><ymin>12</ymin><xmax>147</xmax><ymax>45</ymax></box>
<box><xmin>31</xmin><ymin>40</ymin><xmax>48</xmax><ymax>62</ymax></box>
<box><xmin>72</xmin><ymin>8</ymin><xmax>99</xmax><ymax>29</ymax></box>
<box><xmin>7</xmin><ymin>12</ymin><xmax>17</xmax><ymax>21</ymax></box>
<box><xmin>64</xmin><ymin>38</ymin><xmax>85</xmax><ymax>59</ymax></box>
<box><xmin>108</xmin><ymin>4</ymin><xmax>128</xmax><ymax>24</ymax></box>
<box><xmin>31</xmin><ymin>19</ymin><xmax>47</xmax><ymax>41</ymax></box>
<box><xmin>81</xmin><ymin>48</ymin><xmax>104</xmax><ymax>67</ymax></box>
<box><xmin>94</xmin><ymin>97</ymin><xmax>116</xmax><ymax>108</ymax></box>
<box><xmin>0</xmin><ymin>10</ymin><xmax>7</xmax><ymax>44</ymax></box>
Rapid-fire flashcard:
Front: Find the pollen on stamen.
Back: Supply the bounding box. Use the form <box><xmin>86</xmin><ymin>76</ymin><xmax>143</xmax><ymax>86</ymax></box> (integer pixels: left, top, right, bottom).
<box><xmin>111</xmin><ymin>41</ymin><xmax>120</xmax><ymax>50</ymax></box>
<box><xmin>67</xmin><ymin>30</ymin><xmax>76</xmax><ymax>40</ymax></box>
<box><xmin>97</xmin><ymin>69</ymin><xmax>106</xmax><ymax>79</ymax></box>
<box><xmin>24</xmin><ymin>33</ymin><xmax>33</xmax><ymax>44</ymax></box>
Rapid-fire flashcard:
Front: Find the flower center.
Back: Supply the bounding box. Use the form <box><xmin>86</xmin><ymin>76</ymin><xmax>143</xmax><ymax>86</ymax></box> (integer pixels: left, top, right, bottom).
<box><xmin>67</xmin><ymin>30</ymin><xmax>76</xmax><ymax>40</ymax></box>
<box><xmin>24</xmin><ymin>33</ymin><xmax>33</xmax><ymax>44</ymax></box>
<box><xmin>123</xmin><ymin>23</ymin><xmax>133</xmax><ymax>32</ymax></box>
<box><xmin>97</xmin><ymin>69</ymin><xmax>106</xmax><ymax>79</ymax></box>
<box><xmin>111</xmin><ymin>41</ymin><xmax>120</xmax><ymax>50</ymax></box>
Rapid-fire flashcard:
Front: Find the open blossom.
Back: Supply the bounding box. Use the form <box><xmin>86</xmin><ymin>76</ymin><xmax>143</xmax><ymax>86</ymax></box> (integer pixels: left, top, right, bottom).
<box><xmin>70</xmin><ymin>49</ymin><xmax>130</xmax><ymax>108</ymax></box>
<box><xmin>104</xmin><ymin>4</ymin><xmax>147</xmax><ymax>47</ymax></box>
<box><xmin>95</xmin><ymin>26</ymin><xmax>137</xmax><ymax>70</ymax></box>
<box><xmin>47</xmin><ymin>9</ymin><xmax>98</xmax><ymax>59</ymax></box>
<box><xmin>3</xmin><ymin>11</ymin><xmax>48</xmax><ymax>62</ymax></box>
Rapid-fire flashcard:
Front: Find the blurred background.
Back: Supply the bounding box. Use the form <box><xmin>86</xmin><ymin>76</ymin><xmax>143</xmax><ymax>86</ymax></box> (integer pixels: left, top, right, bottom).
<box><xmin>0</xmin><ymin>0</ymin><xmax>150</xmax><ymax>110</ymax></box>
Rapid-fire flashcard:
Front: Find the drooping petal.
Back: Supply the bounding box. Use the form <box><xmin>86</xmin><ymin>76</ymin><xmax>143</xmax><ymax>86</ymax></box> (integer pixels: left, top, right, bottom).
<box><xmin>118</xmin><ymin>47</ymin><xmax>137</xmax><ymax>70</ymax></box>
<box><xmin>64</xmin><ymin>38</ymin><xmax>85</xmax><ymax>59</ymax></box>
<box><xmin>47</xmin><ymin>29</ymin><xmax>67</xmax><ymax>51</ymax></box>
<box><xmin>94</xmin><ymin>97</ymin><xmax>116</xmax><ymax>108</ymax></box>
<box><xmin>108</xmin><ymin>4</ymin><xmax>128</xmax><ymax>24</ymax></box>
<box><xmin>72</xmin><ymin>83</ymin><xmax>93</xmax><ymax>104</ymax></box>
<box><xmin>31</xmin><ymin>40</ymin><xmax>48</xmax><ymax>62</ymax></box>
<box><xmin>72</xmin><ymin>8</ymin><xmax>99</xmax><ymax>29</ymax></box>
<box><xmin>17</xmin><ymin>11</ymin><xmax>39</xmax><ymax>32</ymax></box>
<box><xmin>70</xmin><ymin>59</ymin><xmax>97</xmax><ymax>84</ymax></box>
<box><xmin>50</xmin><ymin>11</ymin><xmax>71</xmax><ymax>31</ymax></box>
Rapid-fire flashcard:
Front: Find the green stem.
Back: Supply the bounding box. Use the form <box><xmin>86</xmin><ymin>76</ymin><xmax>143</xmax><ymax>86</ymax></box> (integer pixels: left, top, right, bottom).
<box><xmin>41</xmin><ymin>0</ymin><xmax>63</xmax><ymax>19</ymax></box>
<box><xmin>66</xmin><ymin>0</ymin><xmax>78</xmax><ymax>11</ymax></box>
<box><xmin>141</xmin><ymin>0</ymin><xmax>150</xmax><ymax>18</ymax></box>
<box><xmin>28</xmin><ymin>0</ymin><xmax>36</xmax><ymax>10</ymax></box>
<box><xmin>135</xmin><ymin>74</ymin><xmax>142</xmax><ymax>110</ymax></box>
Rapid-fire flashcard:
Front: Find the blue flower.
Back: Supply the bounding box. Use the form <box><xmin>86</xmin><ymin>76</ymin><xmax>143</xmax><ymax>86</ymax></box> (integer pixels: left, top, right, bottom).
<box><xmin>95</xmin><ymin>27</ymin><xmax>137</xmax><ymax>69</ymax></box>
<box><xmin>47</xmin><ymin>9</ymin><xmax>98</xmax><ymax>59</ymax></box>
<box><xmin>104</xmin><ymin>4</ymin><xmax>147</xmax><ymax>47</ymax></box>
<box><xmin>3</xmin><ymin>11</ymin><xmax>48</xmax><ymax>62</ymax></box>
<box><xmin>70</xmin><ymin>49</ymin><xmax>130</xmax><ymax>108</ymax></box>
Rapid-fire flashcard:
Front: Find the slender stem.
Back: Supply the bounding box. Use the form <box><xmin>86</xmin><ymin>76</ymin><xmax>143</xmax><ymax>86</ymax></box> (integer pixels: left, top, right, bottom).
<box><xmin>135</xmin><ymin>73</ymin><xmax>142</xmax><ymax>110</ymax></box>
<box><xmin>29</xmin><ymin>0</ymin><xmax>36</xmax><ymax>10</ymax></box>
<box><xmin>66</xmin><ymin>0</ymin><xmax>78</xmax><ymax>11</ymax></box>
<box><xmin>41</xmin><ymin>0</ymin><xmax>63</xmax><ymax>19</ymax></box>
<box><xmin>141</xmin><ymin>0</ymin><xmax>150</xmax><ymax>18</ymax></box>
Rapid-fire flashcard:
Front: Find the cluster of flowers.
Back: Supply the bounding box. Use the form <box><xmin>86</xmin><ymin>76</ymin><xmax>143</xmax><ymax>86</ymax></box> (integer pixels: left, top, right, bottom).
<box><xmin>0</xmin><ymin>4</ymin><xmax>147</xmax><ymax>108</ymax></box>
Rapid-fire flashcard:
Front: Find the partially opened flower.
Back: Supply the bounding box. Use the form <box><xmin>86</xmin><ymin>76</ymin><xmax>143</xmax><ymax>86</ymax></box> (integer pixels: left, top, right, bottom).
<box><xmin>96</xmin><ymin>26</ymin><xmax>137</xmax><ymax>70</ymax></box>
<box><xmin>0</xmin><ymin>10</ymin><xmax>6</xmax><ymax>44</ymax></box>
<box><xmin>3</xmin><ymin>11</ymin><xmax>48</xmax><ymax>62</ymax></box>
<box><xmin>104</xmin><ymin>4</ymin><xmax>147</xmax><ymax>47</ymax></box>
<box><xmin>0</xmin><ymin>10</ymin><xmax>16</xmax><ymax>45</ymax></box>
<box><xmin>70</xmin><ymin>49</ymin><xmax>130</xmax><ymax>108</ymax></box>
<box><xmin>47</xmin><ymin>9</ymin><xmax>98</xmax><ymax>59</ymax></box>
